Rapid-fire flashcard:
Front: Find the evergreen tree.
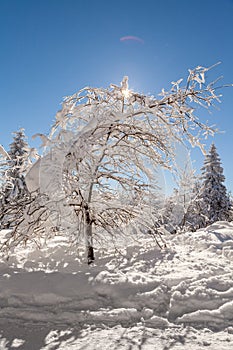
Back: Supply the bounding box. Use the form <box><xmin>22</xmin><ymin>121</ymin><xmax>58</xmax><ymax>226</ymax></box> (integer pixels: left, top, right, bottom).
<box><xmin>199</xmin><ymin>143</ymin><xmax>231</xmax><ymax>226</ymax></box>
<box><xmin>0</xmin><ymin>128</ymin><xmax>30</xmax><ymax>228</ymax></box>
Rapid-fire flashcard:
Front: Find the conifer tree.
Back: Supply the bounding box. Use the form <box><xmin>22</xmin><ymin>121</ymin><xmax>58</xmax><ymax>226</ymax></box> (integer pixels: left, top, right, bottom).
<box><xmin>199</xmin><ymin>143</ymin><xmax>231</xmax><ymax>226</ymax></box>
<box><xmin>0</xmin><ymin>128</ymin><xmax>30</xmax><ymax>228</ymax></box>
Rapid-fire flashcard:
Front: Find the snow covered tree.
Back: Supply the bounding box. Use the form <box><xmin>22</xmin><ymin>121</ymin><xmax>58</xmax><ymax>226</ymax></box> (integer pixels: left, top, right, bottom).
<box><xmin>229</xmin><ymin>192</ymin><xmax>233</xmax><ymax>222</ymax></box>
<box><xmin>171</xmin><ymin>155</ymin><xmax>197</xmax><ymax>231</ymax></box>
<box><xmin>0</xmin><ymin>129</ymin><xmax>31</xmax><ymax>228</ymax></box>
<box><xmin>159</xmin><ymin>152</ymin><xmax>204</xmax><ymax>233</ymax></box>
<box><xmin>199</xmin><ymin>143</ymin><xmax>231</xmax><ymax>226</ymax></box>
<box><xmin>1</xmin><ymin>64</ymin><xmax>227</xmax><ymax>263</ymax></box>
<box><xmin>182</xmin><ymin>179</ymin><xmax>204</xmax><ymax>230</ymax></box>
<box><xmin>158</xmin><ymin>191</ymin><xmax>180</xmax><ymax>234</ymax></box>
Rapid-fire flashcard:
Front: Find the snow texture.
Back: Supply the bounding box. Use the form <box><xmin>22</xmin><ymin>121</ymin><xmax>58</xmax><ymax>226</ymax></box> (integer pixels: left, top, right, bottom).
<box><xmin>0</xmin><ymin>221</ymin><xmax>233</xmax><ymax>348</ymax></box>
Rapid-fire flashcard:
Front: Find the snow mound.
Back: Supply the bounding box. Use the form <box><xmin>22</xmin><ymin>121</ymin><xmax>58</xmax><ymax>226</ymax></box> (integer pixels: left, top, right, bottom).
<box><xmin>172</xmin><ymin>221</ymin><xmax>233</xmax><ymax>255</ymax></box>
<box><xmin>0</xmin><ymin>221</ymin><xmax>233</xmax><ymax>348</ymax></box>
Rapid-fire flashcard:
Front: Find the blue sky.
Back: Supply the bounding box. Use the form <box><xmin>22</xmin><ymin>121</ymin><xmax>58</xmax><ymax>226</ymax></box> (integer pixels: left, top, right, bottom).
<box><xmin>0</xmin><ymin>0</ymin><xmax>233</xmax><ymax>192</ymax></box>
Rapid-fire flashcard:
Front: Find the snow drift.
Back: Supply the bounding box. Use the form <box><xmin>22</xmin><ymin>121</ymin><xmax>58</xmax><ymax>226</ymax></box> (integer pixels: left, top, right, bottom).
<box><xmin>0</xmin><ymin>221</ymin><xmax>233</xmax><ymax>349</ymax></box>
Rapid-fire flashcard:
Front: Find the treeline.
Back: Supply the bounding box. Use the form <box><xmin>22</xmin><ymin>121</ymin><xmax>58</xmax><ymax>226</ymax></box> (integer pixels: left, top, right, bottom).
<box><xmin>159</xmin><ymin>144</ymin><xmax>232</xmax><ymax>233</ymax></box>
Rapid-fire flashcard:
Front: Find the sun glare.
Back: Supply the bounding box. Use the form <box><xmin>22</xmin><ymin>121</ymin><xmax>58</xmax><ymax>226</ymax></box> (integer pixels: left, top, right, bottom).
<box><xmin>122</xmin><ymin>88</ymin><xmax>130</xmax><ymax>99</ymax></box>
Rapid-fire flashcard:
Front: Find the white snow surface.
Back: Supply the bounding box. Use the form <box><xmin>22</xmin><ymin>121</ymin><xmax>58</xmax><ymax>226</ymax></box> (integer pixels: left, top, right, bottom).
<box><xmin>0</xmin><ymin>221</ymin><xmax>233</xmax><ymax>349</ymax></box>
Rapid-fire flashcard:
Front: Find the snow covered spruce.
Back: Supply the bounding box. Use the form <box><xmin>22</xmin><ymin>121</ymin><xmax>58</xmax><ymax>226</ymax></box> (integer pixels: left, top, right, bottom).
<box><xmin>199</xmin><ymin>143</ymin><xmax>232</xmax><ymax>225</ymax></box>
<box><xmin>0</xmin><ymin>129</ymin><xmax>35</xmax><ymax>230</ymax></box>
<box><xmin>0</xmin><ymin>64</ymin><xmax>232</xmax><ymax>264</ymax></box>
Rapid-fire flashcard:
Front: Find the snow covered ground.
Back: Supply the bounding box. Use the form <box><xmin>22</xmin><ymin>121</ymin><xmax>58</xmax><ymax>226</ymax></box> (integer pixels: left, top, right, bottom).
<box><xmin>0</xmin><ymin>221</ymin><xmax>233</xmax><ymax>349</ymax></box>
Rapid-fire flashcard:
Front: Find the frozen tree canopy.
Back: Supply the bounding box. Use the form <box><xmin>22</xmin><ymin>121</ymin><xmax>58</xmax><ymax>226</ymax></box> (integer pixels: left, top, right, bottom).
<box><xmin>2</xmin><ymin>65</ymin><xmax>227</xmax><ymax>263</ymax></box>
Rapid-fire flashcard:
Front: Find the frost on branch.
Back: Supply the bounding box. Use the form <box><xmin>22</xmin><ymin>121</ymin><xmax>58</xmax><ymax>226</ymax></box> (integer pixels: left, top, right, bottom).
<box><xmin>2</xmin><ymin>64</ymin><xmax>225</xmax><ymax>263</ymax></box>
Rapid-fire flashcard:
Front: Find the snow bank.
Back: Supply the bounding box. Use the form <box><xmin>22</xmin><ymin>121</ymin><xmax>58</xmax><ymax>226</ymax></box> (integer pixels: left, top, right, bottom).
<box><xmin>0</xmin><ymin>221</ymin><xmax>233</xmax><ymax>348</ymax></box>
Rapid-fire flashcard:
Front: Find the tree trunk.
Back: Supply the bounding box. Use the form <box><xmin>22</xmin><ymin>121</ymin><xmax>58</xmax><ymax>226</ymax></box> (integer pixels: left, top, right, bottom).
<box><xmin>87</xmin><ymin>244</ymin><xmax>94</xmax><ymax>265</ymax></box>
<box><xmin>84</xmin><ymin>206</ymin><xmax>95</xmax><ymax>265</ymax></box>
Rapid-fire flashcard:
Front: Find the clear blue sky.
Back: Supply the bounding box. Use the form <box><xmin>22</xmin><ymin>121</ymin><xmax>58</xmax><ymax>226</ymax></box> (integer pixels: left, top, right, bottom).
<box><xmin>0</xmin><ymin>0</ymin><xmax>233</xmax><ymax>192</ymax></box>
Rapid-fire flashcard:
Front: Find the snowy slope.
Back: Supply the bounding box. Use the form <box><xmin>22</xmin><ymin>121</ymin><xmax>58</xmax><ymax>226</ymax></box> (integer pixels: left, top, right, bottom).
<box><xmin>0</xmin><ymin>221</ymin><xmax>233</xmax><ymax>349</ymax></box>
